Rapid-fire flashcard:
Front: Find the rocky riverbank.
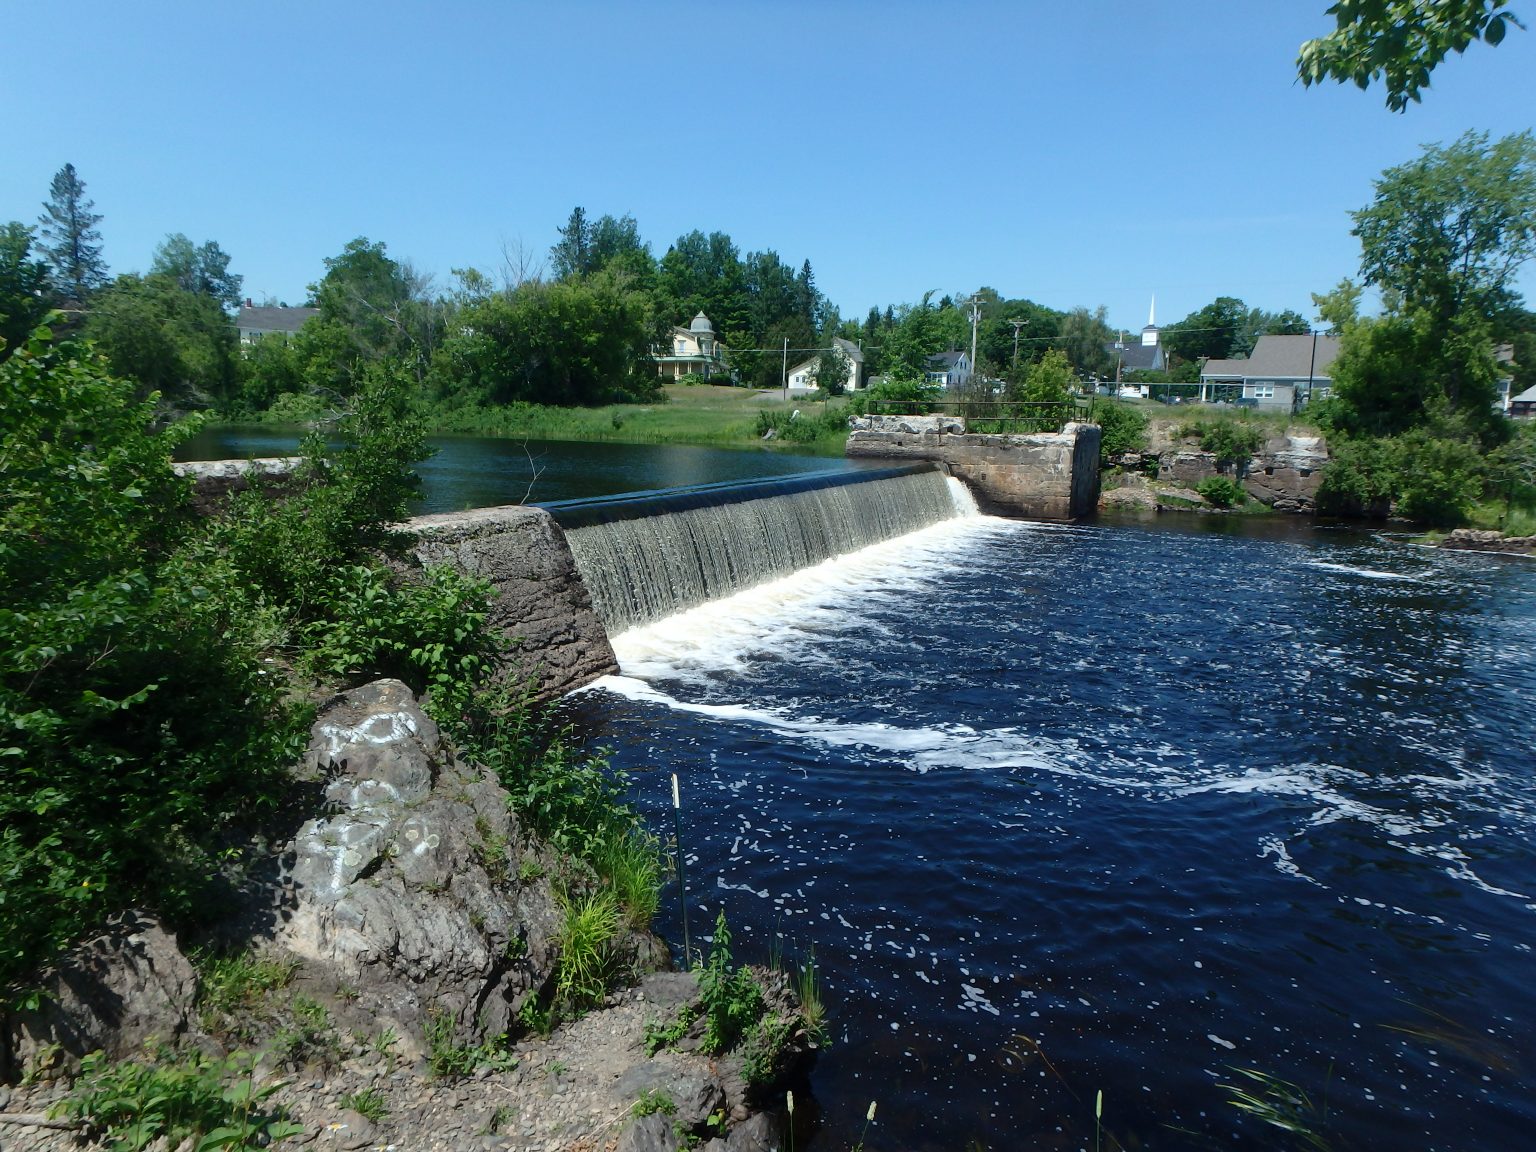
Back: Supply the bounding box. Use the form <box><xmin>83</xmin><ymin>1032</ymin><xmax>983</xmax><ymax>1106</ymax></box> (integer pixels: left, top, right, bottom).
<box><xmin>1</xmin><ymin>681</ymin><xmax>810</xmax><ymax>1152</ymax></box>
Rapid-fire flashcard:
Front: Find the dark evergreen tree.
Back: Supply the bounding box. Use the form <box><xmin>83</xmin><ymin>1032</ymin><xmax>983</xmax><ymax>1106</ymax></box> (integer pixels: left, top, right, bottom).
<box><xmin>37</xmin><ymin>163</ymin><xmax>107</xmax><ymax>301</ymax></box>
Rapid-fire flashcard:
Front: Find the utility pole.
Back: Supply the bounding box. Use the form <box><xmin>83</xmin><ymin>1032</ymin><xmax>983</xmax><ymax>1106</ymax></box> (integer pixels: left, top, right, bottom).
<box><xmin>967</xmin><ymin>295</ymin><xmax>982</xmax><ymax>391</ymax></box>
<box><xmin>1008</xmin><ymin>317</ymin><xmax>1027</xmax><ymax>369</ymax></box>
<box><xmin>781</xmin><ymin>336</ymin><xmax>789</xmax><ymax>402</ymax></box>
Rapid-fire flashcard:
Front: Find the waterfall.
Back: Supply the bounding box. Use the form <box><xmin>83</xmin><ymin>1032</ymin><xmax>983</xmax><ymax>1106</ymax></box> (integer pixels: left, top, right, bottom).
<box><xmin>544</xmin><ymin>464</ymin><xmax>974</xmax><ymax>635</ymax></box>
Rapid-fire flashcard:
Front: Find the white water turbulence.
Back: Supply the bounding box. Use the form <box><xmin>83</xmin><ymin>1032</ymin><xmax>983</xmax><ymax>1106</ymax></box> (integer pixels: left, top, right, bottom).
<box><xmin>562</xmin><ymin>469</ymin><xmax>974</xmax><ymax>634</ymax></box>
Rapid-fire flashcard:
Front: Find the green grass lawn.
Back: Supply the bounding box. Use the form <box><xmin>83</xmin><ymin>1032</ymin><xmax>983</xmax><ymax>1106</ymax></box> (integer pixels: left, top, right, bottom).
<box><xmin>425</xmin><ymin>384</ymin><xmax>855</xmax><ymax>452</ymax></box>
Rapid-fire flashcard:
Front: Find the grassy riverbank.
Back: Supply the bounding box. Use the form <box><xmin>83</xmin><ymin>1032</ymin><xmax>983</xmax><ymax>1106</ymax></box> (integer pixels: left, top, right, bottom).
<box><xmin>424</xmin><ymin>383</ymin><xmax>856</xmax><ymax>453</ymax></box>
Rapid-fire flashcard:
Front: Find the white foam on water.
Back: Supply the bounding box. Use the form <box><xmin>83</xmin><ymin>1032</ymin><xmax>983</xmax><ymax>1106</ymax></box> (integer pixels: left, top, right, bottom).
<box><xmin>602</xmin><ymin>505</ymin><xmax>1024</xmax><ymax>684</ymax></box>
<box><xmin>1304</xmin><ymin>560</ymin><xmax>1420</xmax><ymax>582</ymax></box>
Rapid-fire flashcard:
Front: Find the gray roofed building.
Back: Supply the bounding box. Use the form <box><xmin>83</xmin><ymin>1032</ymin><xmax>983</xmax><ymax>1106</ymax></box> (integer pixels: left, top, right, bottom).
<box><xmin>1510</xmin><ymin>383</ymin><xmax>1536</xmax><ymax>419</ymax></box>
<box><xmin>237</xmin><ymin>303</ymin><xmax>319</xmax><ymax>344</ymax></box>
<box><xmin>1200</xmin><ymin>333</ymin><xmax>1341</xmax><ymax>411</ymax></box>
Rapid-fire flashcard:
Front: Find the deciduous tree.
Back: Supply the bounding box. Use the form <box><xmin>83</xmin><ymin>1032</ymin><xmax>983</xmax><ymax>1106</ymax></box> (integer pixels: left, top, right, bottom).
<box><xmin>1351</xmin><ymin>129</ymin><xmax>1536</xmax><ymax>329</ymax></box>
<box><xmin>1298</xmin><ymin>0</ymin><xmax>1524</xmax><ymax>111</ymax></box>
<box><xmin>151</xmin><ymin>234</ymin><xmax>243</xmax><ymax>311</ymax></box>
<box><xmin>0</xmin><ymin>222</ymin><xmax>51</xmax><ymax>360</ymax></box>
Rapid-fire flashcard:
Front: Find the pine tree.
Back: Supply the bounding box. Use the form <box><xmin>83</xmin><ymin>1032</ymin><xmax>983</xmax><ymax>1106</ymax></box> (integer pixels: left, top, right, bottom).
<box><xmin>37</xmin><ymin>163</ymin><xmax>107</xmax><ymax>301</ymax></box>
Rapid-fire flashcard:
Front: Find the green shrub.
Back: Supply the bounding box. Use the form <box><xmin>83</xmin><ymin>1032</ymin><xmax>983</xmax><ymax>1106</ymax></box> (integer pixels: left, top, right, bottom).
<box><xmin>1182</xmin><ymin>419</ymin><xmax>1266</xmax><ymax>466</ymax></box>
<box><xmin>0</xmin><ymin>330</ymin><xmax>306</xmax><ymax>996</ymax></box>
<box><xmin>753</xmin><ymin>405</ymin><xmax>851</xmax><ymax>444</ymax></box>
<box><xmin>1395</xmin><ymin>432</ymin><xmax>1484</xmax><ymax>527</ymax></box>
<box><xmin>698</xmin><ymin>911</ymin><xmax>764</xmax><ymax>1054</ymax></box>
<box><xmin>1093</xmin><ymin>400</ymin><xmax>1149</xmax><ymax>462</ymax></box>
<box><xmin>54</xmin><ymin>1048</ymin><xmax>302</xmax><ymax>1152</ymax></box>
<box><xmin>1197</xmin><ymin>476</ymin><xmax>1248</xmax><ymax>508</ymax></box>
<box><xmin>1317</xmin><ymin>435</ymin><xmax>1403</xmax><ymax>517</ymax></box>
<box><xmin>863</xmin><ymin>374</ymin><xmax>943</xmax><ymax>415</ymax></box>
<box><xmin>302</xmin><ymin>563</ymin><xmax>498</xmax><ymax>727</ymax></box>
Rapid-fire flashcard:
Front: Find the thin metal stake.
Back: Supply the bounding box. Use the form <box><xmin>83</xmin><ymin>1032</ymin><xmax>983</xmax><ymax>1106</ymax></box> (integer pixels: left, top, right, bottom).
<box><xmin>671</xmin><ymin>772</ymin><xmax>690</xmax><ymax>966</ymax></box>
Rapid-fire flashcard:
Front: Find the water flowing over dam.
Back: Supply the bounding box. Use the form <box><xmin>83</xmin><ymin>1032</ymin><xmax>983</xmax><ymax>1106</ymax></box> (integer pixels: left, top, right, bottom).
<box><xmin>543</xmin><ymin>464</ymin><xmax>974</xmax><ymax>635</ymax></box>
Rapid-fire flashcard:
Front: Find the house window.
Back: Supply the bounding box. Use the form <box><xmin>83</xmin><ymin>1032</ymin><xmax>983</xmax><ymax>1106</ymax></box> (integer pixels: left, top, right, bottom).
<box><xmin>676</xmin><ymin>340</ymin><xmax>686</xmax><ymax>355</ymax></box>
<box><xmin>1251</xmin><ymin>383</ymin><xmax>1275</xmax><ymax>399</ymax></box>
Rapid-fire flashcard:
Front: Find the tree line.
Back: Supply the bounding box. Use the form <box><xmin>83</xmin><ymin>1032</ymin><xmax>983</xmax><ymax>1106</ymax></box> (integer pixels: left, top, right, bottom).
<box><xmin>6</xmin><ymin>166</ymin><xmax>1350</xmax><ymax>421</ymax></box>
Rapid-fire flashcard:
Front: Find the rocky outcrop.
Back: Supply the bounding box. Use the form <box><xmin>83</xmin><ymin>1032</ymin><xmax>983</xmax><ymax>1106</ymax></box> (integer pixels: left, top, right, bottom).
<box><xmin>4</xmin><ymin>914</ymin><xmax>202</xmax><ymax>1081</ymax></box>
<box><xmin>1136</xmin><ymin>433</ymin><xmax>1329</xmax><ymax>514</ymax></box>
<box><xmin>846</xmin><ymin>416</ymin><xmax>1102</xmax><ymax>520</ymax></box>
<box><xmin>1</xmin><ymin>680</ymin><xmax>809</xmax><ymax>1152</ymax></box>
<box><xmin>1439</xmin><ymin>529</ymin><xmax>1536</xmax><ymax>555</ymax></box>
<box><xmin>1241</xmin><ymin>435</ymin><xmax>1328</xmax><ymax>513</ymax></box>
<box><xmin>272</xmin><ymin>679</ymin><xmax>565</xmax><ymax>1058</ymax></box>
<box><xmin>406</xmin><ymin>505</ymin><xmax>618</xmax><ymax>704</ymax></box>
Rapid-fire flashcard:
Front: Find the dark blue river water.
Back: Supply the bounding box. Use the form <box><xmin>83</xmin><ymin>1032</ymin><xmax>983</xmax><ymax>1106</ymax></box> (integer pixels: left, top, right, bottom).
<box><xmin>562</xmin><ymin>506</ymin><xmax>1536</xmax><ymax>1151</ymax></box>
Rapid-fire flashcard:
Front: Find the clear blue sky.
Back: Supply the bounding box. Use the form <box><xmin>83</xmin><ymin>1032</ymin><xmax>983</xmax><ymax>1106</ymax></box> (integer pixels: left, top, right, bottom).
<box><xmin>4</xmin><ymin>1</ymin><xmax>1534</xmax><ymax>334</ymax></box>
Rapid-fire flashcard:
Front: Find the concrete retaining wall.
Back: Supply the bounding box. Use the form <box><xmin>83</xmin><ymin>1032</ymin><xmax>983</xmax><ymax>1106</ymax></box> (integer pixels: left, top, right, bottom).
<box><xmin>845</xmin><ymin>416</ymin><xmax>1102</xmax><ymax>520</ymax></box>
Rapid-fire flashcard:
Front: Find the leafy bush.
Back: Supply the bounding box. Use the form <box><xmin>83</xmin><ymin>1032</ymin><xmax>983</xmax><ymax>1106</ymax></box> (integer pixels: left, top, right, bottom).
<box><xmin>1197</xmin><ymin>476</ymin><xmax>1248</xmax><ymax>508</ymax></box>
<box><xmin>754</xmin><ymin>405</ymin><xmax>851</xmax><ymax>444</ymax></box>
<box><xmin>209</xmin><ymin>364</ymin><xmax>429</xmax><ymax>614</ymax></box>
<box><xmin>0</xmin><ymin>330</ymin><xmax>306</xmax><ymax>995</ymax></box>
<box><xmin>865</xmin><ymin>373</ymin><xmax>943</xmax><ymax>413</ymax></box>
<box><xmin>1182</xmin><ymin>419</ymin><xmax>1266</xmax><ymax>466</ymax></box>
<box><xmin>54</xmin><ymin>1048</ymin><xmax>302</xmax><ymax>1152</ymax></box>
<box><xmin>1394</xmin><ymin>432</ymin><xmax>1484</xmax><ymax>526</ymax></box>
<box><xmin>1092</xmin><ymin>400</ymin><xmax>1148</xmax><ymax>462</ymax></box>
<box><xmin>1317</xmin><ymin>436</ymin><xmax>1403</xmax><ymax>517</ymax></box>
<box><xmin>302</xmin><ymin>563</ymin><xmax>498</xmax><ymax>727</ymax></box>
<box><xmin>698</xmin><ymin>911</ymin><xmax>765</xmax><ymax>1054</ymax></box>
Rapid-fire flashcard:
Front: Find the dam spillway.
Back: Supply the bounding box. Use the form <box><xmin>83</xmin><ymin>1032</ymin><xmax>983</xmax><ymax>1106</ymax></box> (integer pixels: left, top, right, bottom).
<box><xmin>542</xmin><ymin>463</ymin><xmax>973</xmax><ymax>635</ymax></box>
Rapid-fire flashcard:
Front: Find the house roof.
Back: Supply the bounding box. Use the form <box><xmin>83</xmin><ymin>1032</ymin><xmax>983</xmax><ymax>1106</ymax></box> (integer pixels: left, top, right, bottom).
<box><xmin>787</xmin><ymin>357</ymin><xmax>819</xmax><ymax>377</ymax></box>
<box><xmin>1511</xmin><ymin>384</ymin><xmax>1536</xmax><ymax>405</ymax></box>
<box><xmin>1202</xmin><ymin>333</ymin><xmax>1341</xmax><ymax>380</ymax></box>
<box><xmin>833</xmin><ymin>336</ymin><xmax>864</xmax><ymax>363</ymax></box>
<box><xmin>928</xmin><ymin>350</ymin><xmax>967</xmax><ymax>369</ymax></box>
<box><xmin>237</xmin><ymin>305</ymin><xmax>318</xmax><ymax>333</ymax></box>
<box><xmin>1109</xmin><ymin>342</ymin><xmax>1162</xmax><ymax>371</ymax></box>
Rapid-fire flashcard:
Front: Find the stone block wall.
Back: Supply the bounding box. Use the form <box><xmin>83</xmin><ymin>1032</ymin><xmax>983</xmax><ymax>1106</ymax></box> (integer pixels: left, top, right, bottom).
<box><xmin>845</xmin><ymin>416</ymin><xmax>1102</xmax><ymax>520</ymax></box>
<box><xmin>405</xmin><ymin>505</ymin><xmax>617</xmax><ymax>703</ymax></box>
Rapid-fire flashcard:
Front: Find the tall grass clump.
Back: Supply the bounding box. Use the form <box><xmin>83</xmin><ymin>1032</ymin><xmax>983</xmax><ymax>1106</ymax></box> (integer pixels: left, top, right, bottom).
<box><xmin>554</xmin><ymin>890</ymin><xmax>621</xmax><ymax>1012</ymax></box>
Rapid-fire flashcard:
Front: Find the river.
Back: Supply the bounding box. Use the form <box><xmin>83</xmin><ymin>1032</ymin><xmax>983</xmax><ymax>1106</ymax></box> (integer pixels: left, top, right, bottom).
<box><xmin>565</xmin><ymin>510</ymin><xmax>1536</xmax><ymax>1151</ymax></box>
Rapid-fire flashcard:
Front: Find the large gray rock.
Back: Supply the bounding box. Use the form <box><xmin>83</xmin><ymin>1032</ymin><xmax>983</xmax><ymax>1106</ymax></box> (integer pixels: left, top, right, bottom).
<box><xmin>617</xmin><ymin>1113</ymin><xmax>686</xmax><ymax>1152</ymax></box>
<box><xmin>6</xmin><ymin>913</ymin><xmax>201</xmax><ymax>1079</ymax></box>
<box><xmin>406</xmin><ymin>505</ymin><xmax>617</xmax><ymax>704</ymax></box>
<box><xmin>275</xmin><ymin>679</ymin><xmax>564</xmax><ymax>1057</ymax></box>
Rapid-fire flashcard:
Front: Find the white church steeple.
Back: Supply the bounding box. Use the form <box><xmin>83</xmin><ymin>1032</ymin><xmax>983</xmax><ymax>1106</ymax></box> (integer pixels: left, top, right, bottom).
<box><xmin>1141</xmin><ymin>295</ymin><xmax>1160</xmax><ymax>347</ymax></box>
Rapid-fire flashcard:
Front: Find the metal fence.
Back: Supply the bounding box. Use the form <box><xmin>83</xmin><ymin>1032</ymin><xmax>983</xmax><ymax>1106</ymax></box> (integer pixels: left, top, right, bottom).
<box><xmin>862</xmin><ymin>397</ymin><xmax>1095</xmax><ymax>435</ymax></box>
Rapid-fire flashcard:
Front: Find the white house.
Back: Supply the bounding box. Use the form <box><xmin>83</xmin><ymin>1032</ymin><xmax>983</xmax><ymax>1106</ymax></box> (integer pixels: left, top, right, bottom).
<box><xmin>236</xmin><ymin>302</ymin><xmax>318</xmax><ymax>346</ymax></box>
<box><xmin>926</xmin><ymin>350</ymin><xmax>972</xmax><ymax>390</ymax></box>
<box><xmin>784</xmin><ymin>337</ymin><xmax>865</xmax><ymax>397</ymax></box>
<box><xmin>1200</xmin><ymin>333</ymin><xmax>1341</xmax><ymax>411</ymax></box>
<box><xmin>655</xmin><ymin>312</ymin><xmax>729</xmax><ymax>380</ymax></box>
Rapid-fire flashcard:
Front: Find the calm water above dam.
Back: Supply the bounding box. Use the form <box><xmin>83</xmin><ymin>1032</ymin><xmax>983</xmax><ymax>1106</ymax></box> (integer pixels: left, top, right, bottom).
<box><xmin>175</xmin><ymin>426</ymin><xmax>872</xmax><ymax>512</ymax></box>
<box><xmin>564</xmin><ymin>511</ymin><xmax>1536</xmax><ymax>1151</ymax></box>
